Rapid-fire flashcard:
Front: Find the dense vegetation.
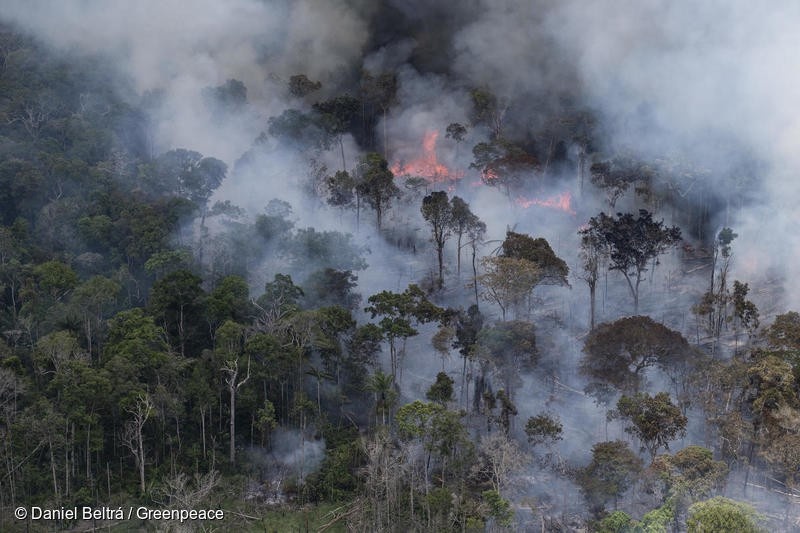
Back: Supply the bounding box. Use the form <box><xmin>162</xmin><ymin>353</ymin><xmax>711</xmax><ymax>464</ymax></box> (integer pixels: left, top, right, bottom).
<box><xmin>0</xmin><ymin>13</ymin><xmax>796</xmax><ymax>533</ymax></box>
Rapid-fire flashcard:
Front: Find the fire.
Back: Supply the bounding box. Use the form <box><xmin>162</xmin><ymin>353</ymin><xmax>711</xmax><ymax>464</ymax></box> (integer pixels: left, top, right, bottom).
<box><xmin>391</xmin><ymin>130</ymin><xmax>464</xmax><ymax>182</ymax></box>
<box><xmin>515</xmin><ymin>192</ymin><xmax>576</xmax><ymax>215</ymax></box>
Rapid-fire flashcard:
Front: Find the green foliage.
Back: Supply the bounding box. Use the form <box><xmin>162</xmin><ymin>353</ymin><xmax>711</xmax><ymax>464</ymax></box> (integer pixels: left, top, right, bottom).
<box><xmin>652</xmin><ymin>446</ymin><xmax>728</xmax><ymax>502</ymax></box>
<box><xmin>636</xmin><ymin>502</ymin><xmax>674</xmax><ymax>532</ymax></box>
<box><xmin>482</xmin><ymin>489</ymin><xmax>513</xmax><ymax>527</ymax></box>
<box><xmin>477</xmin><ymin>256</ymin><xmax>542</xmax><ymax>320</ymax></box>
<box><xmin>581</xmin><ymin>316</ymin><xmax>691</xmax><ymax>394</ymax></box>
<box><xmin>578</xmin><ymin>440</ymin><xmax>643</xmax><ymax>513</ymax></box>
<box><xmin>267</xmin><ymin>108</ymin><xmax>329</xmax><ymax>149</ymax></box>
<box><xmin>686</xmin><ymin>497</ymin><xmax>763</xmax><ymax>533</ymax></box>
<box><xmin>476</xmin><ymin>320</ymin><xmax>538</xmax><ymax>369</ymax></box>
<box><xmin>615</xmin><ymin>392</ymin><xmax>688</xmax><ymax>459</ymax></box>
<box><xmin>365</xmin><ymin>284</ymin><xmax>443</xmax><ymax>378</ymax></box>
<box><xmin>501</xmin><ymin>231</ymin><xmax>569</xmax><ymax>285</ymax></box>
<box><xmin>286</xmin><ymin>228</ymin><xmax>367</xmax><ymax>273</ymax></box>
<box><xmin>34</xmin><ymin>260</ymin><xmax>78</xmax><ymax>300</ymax></box>
<box><xmin>589</xmin><ymin>156</ymin><xmax>653</xmax><ymax>208</ymax></box>
<box><xmin>470</xmin><ymin>138</ymin><xmax>538</xmax><ymax>192</ymax></box>
<box><xmin>445</xmin><ymin>122</ymin><xmax>468</xmax><ymax>143</ymax></box>
<box><xmin>304</xmin><ymin>268</ymin><xmax>360</xmax><ymax>310</ymax></box>
<box><xmin>421</xmin><ymin>190</ymin><xmax>453</xmax><ymax>288</ymax></box>
<box><xmin>595</xmin><ymin>510</ymin><xmax>633</xmax><ymax>533</ymax></box>
<box><xmin>426</xmin><ymin>371</ymin><xmax>455</xmax><ymax>405</ymax></box>
<box><xmin>289</xmin><ymin>74</ymin><xmax>322</xmax><ymax>98</ymax></box>
<box><xmin>356</xmin><ymin>152</ymin><xmax>400</xmax><ymax>229</ymax></box>
<box><xmin>524</xmin><ymin>413</ymin><xmax>563</xmax><ymax>447</ymax></box>
<box><xmin>584</xmin><ymin>210</ymin><xmax>681</xmax><ymax>311</ymax></box>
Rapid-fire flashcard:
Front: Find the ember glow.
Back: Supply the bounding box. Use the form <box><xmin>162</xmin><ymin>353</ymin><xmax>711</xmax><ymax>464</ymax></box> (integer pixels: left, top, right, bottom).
<box><xmin>515</xmin><ymin>192</ymin><xmax>576</xmax><ymax>215</ymax></box>
<box><xmin>391</xmin><ymin>130</ymin><xmax>463</xmax><ymax>182</ymax></box>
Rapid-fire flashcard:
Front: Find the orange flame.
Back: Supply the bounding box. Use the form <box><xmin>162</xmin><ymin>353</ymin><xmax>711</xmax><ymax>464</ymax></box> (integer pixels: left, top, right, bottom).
<box><xmin>515</xmin><ymin>192</ymin><xmax>576</xmax><ymax>215</ymax></box>
<box><xmin>391</xmin><ymin>130</ymin><xmax>464</xmax><ymax>182</ymax></box>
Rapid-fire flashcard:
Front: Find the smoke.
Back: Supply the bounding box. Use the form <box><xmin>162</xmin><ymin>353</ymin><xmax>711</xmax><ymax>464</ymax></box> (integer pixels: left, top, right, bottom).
<box><xmin>545</xmin><ymin>0</ymin><xmax>800</xmax><ymax>311</ymax></box>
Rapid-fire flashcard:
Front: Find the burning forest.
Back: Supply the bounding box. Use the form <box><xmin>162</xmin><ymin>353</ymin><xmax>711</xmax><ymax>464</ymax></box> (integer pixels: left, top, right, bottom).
<box><xmin>1</xmin><ymin>0</ymin><xmax>799</xmax><ymax>531</ymax></box>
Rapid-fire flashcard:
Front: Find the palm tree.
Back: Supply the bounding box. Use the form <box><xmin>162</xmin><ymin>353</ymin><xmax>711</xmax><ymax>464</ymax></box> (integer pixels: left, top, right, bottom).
<box><xmin>365</xmin><ymin>371</ymin><xmax>397</xmax><ymax>426</ymax></box>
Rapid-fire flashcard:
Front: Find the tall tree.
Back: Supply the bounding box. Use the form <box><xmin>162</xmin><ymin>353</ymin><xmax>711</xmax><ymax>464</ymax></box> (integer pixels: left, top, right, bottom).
<box><xmin>149</xmin><ymin>269</ymin><xmax>206</xmax><ymax>357</ymax></box>
<box><xmin>421</xmin><ymin>191</ymin><xmax>453</xmax><ymax>289</ymax></box>
<box><xmin>216</xmin><ymin>320</ymin><xmax>249</xmax><ymax>465</ymax></box>
<box><xmin>313</xmin><ymin>95</ymin><xmax>360</xmax><ymax>172</ymax></box>
<box><xmin>585</xmin><ymin>210</ymin><xmax>681</xmax><ymax>312</ymax></box>
<box><xmin>578</xmin><ymin>222</ymin><xmax>606</xmax><ymax>329</ymax></box>
<box><xmin>449</xmin><ymin>196</ymin><xmax>479</xmax><ymax>276</ymax></box>
<box><xmin>356</xmin><ymin>153</ymin><xmax>400</xmax><ymax>230</ymax></box>
<box><xmin>466</xmin><ymin>218</ymin><xmax>487</xmax><ymax>308</ymax></box>
<box><xmin>361</xmin><ymin>71</ymin><xmax>397</xmax><ymax>155</ymax></box>
<box><xmin>365</xmin><ymin>285</ymin><xmax>443</xmax><ymax>384</ymax></box>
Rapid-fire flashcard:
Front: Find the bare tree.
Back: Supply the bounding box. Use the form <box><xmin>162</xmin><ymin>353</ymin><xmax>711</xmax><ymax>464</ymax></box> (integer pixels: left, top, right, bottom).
<box><xmin>221</xmin><ymin>356</ymin><xmax>250</xmax><ymax>465</ymax></box>
<box><xmin>474</xmin><ymin>432</ymin><xmax>530</xmax><ymax>494</ymax></box>
<box><xmin>121</xmin><ymin>393</ymin><xmax>153</xmax><ymax>494</ymax></box>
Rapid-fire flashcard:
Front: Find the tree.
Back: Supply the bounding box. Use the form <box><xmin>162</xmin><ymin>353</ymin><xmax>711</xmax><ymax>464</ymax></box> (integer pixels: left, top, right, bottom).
<box><xmin>69</xmin><ymin>275</ymin><xmax>120</xmax><ymax>359</ymax></box>
<box><xmin>453</xmin><ymin>305</ymin><xmax>484</xmax><ymax>408</ymax></box>
<box><xmin>202</xmin><ymin>78</ymin><xmax>247</xmax><ymax>112</ymax></box>
<box><xmin>253</xmin><ymin>273</ymin><xmax>303</xmax><ymax>333</ymax></box>
<box><xmin>421</xmin><ymin>191</ymin><xmax>453</xmax><ymax>289</ymax></box>
<box><xmin>468</xmin><ymin>88</ymin><xmax>506</xmax><ymax>139</ymax></box>
<box><xmin>121</xmin><ymin>392</ymin><xmax>153</xmax><ymax>495</ymax></box>
<box><xmin>361</xmin><ymin>71</ymin><xmax>397</xmax><ymax>155</ymax></box>
<box><xmin>731</xmin><ymin>281</ymin><xmax>759</xmax><ymax>349</ymax></box>
<box><xmin>477</xmin><ymin>256</ymin><xmax>542</xmax><ymax>320</ymax></box>
<box><xmin>365</xmin><ymin>370</ymin><xmax>397</xmax><ymax>426</ymax></box>
<box><xmin>288</xmin><ymin>74</ymin><xmax>322</xmax><ymax>98</ymax></box>
<box><xmin>578</xmin><ymin>440</ymin><xmax>643</xmax><ymax>513</ymax></box>
<box><xmin>765</xmin><ymin>310</ymin><xmax>800</xmax><ymax>351</ymax></box>
<box><xmin>500</xmin><ymin>231</ymin><xmax>569</xmax><ymax>286</ymax></box>
<box><xmin>154</xmin><ymin>149</ymin><xmax>226</xmax><ymax>216</ymax></box>
<box><xmin>475</xmin><ymin>320</ymin><xmax>537</xmax><ymax>400</ymax></box>
<box><xmin>687</xmin><ymin>497</ymin><xmax>764</xmax><ymax>533</ymax></box>
<box><xmin>449</xmin><ymin>196</ymin><xmax>480</xmax><ymax>276</ymax></box>
<box><xmin>365</xmin><ymin>285</ymin><xmax>443</xmax><ymax>383</ymax></box>
<box><xmin>426</xmin><ymin>372</ymin><xmax>455</xmax><ymax>406</ymax></box>
<box><xmin>693</xmin><ymin>228</ymin><xmax>738</xmax><ymax>351</ymax></box>
<box><xmin>614</xmin><ymin>392</ymin><xmax>688</xmax><ymax>460</ymax></box>
<box><xmin>524</xmin><ymin>413</ymin><xmax>563</xmax><ymax>447</ymax></box>
<box><xmin>149</xmin><ymin>269</ymin><xmax>205</xmax><ymax>357</ymax></box>
<box><xmin>652</xmin><ymin>445</ymin><xmax>728</xmax><ymax>504</ymax></box>
<box><xmin>445</xmin><ymin>122</ymin><xmax>467</xmax><ymax>143</ymax></box>
<box><xmin>470</xmin><ymin>138</ymin><xmax>538</xmax><ymax>197</ymax></box>
<box><xmin>303</xmin><ymin>268</ymin><xmax>360</xmax><ymax>310</ymax></box>
<box><xmin>216</xmin><ymin>320</ymin><xmax>250</xmax><ymax>465</ymax></box>
<box><xmin>326</xmin><ymin>170</ymin><xmax>356</xmax><ymax>211</ymax></box>
<box><xmin>356</xmin><ymin>152</ymin><xmax>400</xmax><ymax>230</ymax></box>
<box><xmin>589</xmin><ymin>156</ymin><xmax>653</xmax><ymax>208</ymax></box>
<box><xmin>581</xmin><ymin>316</ymin><xmax>692</xmax><ymax>394</ymax></box>
<box><xmin>287</xmin><ymin>227</ymin><xmax>367</xmax><ymax>274</ymax></box>
<box><xmin>313</xmin><ymin>95</ymin><xmax>360</xmax><ymax>172</ymax></box>
<box><xmin>205</xmin><ymin>274</ymin><xmax>250</xmax><ymax>334</ymax></box>
<box><xmin>266</xmin><ymin>108</ymin><xmax>329</xmax><ymax>150</ymax></box>
<box><xmin>466</xmin><ymin>218</ymin><xmax>487</xmax><ymax>308</ymax></box>
<box><xmin>445</xmin><ymin>122</ymin><xmax>468</xmax><ymax>159</ymax></box>
<box><xmin>473</xmin><ymin>432</ymin><xmax>529</xmax><ymax>494</ymax></box>
<box><xmin>578</xmin><ymin>222</ymin><xmax>606</xmax><ymax>329</ymax></box>
<box><xmin>585</xmin><ymin>210</ymin><xmax>681</xmax><ymax>312</ymax></box>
